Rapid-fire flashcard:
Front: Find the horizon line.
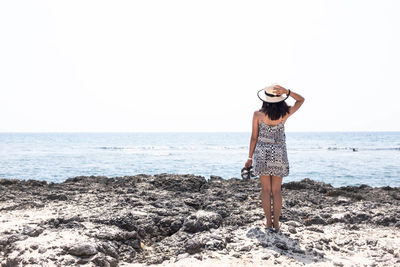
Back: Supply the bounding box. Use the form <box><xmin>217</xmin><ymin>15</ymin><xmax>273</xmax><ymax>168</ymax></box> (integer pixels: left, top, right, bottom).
<box><xmin>0</xmin><ymin>130</ymin><xmax>399</xmax><ymax>134</ymax></box>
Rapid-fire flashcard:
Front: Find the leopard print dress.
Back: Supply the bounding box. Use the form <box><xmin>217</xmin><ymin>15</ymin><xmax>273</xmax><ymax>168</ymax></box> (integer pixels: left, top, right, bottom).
<box><xmin>253</xmin><ymin>116</ymin><xmax>289</xmax><ymax>177</ymax></box>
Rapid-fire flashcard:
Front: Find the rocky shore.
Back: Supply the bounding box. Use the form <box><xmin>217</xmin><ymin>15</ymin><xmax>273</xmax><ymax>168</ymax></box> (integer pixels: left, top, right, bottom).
<box><xmin>1</xmin><ymin>174</ymin><xmax>399</xmax><ymax>266</ymax></box>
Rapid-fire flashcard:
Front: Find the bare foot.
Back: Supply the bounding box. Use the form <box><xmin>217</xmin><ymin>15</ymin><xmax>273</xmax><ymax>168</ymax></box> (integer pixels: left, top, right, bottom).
<box><xmin>273</xmin><ymin>221</ymin><xmax>281</xmax><ymax>231</ymax></box>
<box><xmin>262</xmin><ymin>219</ymin><xmax>273</xmax><ymax>228</ymax></box>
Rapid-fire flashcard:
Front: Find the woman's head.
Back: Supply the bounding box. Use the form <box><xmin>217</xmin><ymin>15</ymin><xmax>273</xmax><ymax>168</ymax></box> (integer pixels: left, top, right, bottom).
<box><xmin>259</xmin><ymin>101</ymin><xmax>290</xmax><ymax>120</ymax></box>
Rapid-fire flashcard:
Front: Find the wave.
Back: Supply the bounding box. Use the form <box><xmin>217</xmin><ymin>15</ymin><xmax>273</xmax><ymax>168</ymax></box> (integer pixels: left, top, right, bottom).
<box><xmin>96</xmin><ymin>145</ymin><xmax>248</xmax><ymax>151</ymax></box>
<box><xmin>328</xmin><ymin>147</ymin><xmax>359</xmax><ymax>151</ymax></box>
<box><xmin>327</xmin><ymin>147</ymin><xmax>400</xmax><ymax>151</ymax></box>
<box><xmin>97</xmin><ymin>146</ymin><xmax>400</xmax><ymax>153</ymax></box>
<box><xmin>98</xmin><ymin>146</ymin><xmax>125</xmax><ymax>150</ymax></box>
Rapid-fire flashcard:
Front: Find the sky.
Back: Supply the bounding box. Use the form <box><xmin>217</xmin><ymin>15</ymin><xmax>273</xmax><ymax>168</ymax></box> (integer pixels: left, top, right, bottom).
<box><xmin>0</xmin><ymin>0</ymin><xmax>399</xmax><ymax>132</ymax></box>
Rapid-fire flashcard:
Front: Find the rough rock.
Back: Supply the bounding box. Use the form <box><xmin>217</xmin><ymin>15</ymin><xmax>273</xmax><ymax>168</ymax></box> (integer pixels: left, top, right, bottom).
<box><xmin>0</xmin><ymin>174</ymin><xmax>399</xmax><ymax>266</ymax></box>
<box><xmin>182</xmin><ymin>210</ymin><xmax>223</xmax><ymax>233</ymax></box>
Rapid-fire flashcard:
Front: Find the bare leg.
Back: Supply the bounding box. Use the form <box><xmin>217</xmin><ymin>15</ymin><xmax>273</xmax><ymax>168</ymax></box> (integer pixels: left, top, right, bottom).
<box><xmin>271</xmin><ymin>175</ymin><xmax>283</xmax><ymax>230</ymax></box>
<box><xmin>259</xmin><ymin>175</ymin><xmax>272</xmax><ymax>228</ymax></box>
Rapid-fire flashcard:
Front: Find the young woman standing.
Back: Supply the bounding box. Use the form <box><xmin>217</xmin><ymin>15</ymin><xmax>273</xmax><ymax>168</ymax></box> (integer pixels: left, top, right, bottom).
<box><xmin>245</xmin><ymin>84</ymin><xmax>305</xmax><ymax>231</ymax></box>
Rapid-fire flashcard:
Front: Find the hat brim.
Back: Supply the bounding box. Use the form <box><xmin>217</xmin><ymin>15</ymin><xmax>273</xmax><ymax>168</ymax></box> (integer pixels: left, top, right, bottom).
<box><xmin>257</xmin><ymin>89</ymin><xmax>288</xmax><ymax>103</ymax></box>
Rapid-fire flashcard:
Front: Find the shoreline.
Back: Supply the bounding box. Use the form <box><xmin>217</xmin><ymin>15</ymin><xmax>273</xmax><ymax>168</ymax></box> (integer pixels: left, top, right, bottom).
<box><xmin>2</xmin><ymin>174</ymin><xmax>399</xmax><ymax>189</ymax></box>
<box><xmin>1</xmin><ymin>174</ymin><xmax>399</xmax><ymax>266</ymax></box>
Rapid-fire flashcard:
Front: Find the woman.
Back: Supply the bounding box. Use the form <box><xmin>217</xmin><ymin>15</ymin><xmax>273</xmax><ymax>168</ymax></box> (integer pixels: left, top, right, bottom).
<box><xmin>245</xmin><ymin>84</ymin><xmax>305</xmax><ymax>231</ymax></box>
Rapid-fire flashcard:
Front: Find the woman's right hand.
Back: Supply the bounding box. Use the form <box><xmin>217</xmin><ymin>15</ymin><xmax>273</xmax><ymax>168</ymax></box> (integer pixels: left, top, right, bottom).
<box><xmin>245</xmin><ymin>159</ymin><xmax>252</xmax><ymax>168</ymax></box>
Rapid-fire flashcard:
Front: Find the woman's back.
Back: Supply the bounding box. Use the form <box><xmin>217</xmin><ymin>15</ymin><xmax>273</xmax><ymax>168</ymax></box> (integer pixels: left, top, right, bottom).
<box><xmin>257</xmin><ymin>114</ymin><xmax>286</xmax><ymax>145</ymax></box>
<box><xmin>258</xmin><ymin>111</ymin><xmax>287</xmax><ymax>126</ymax></box>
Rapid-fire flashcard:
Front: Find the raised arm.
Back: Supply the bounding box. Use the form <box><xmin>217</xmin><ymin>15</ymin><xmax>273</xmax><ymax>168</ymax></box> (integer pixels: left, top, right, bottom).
<box><xmin>245</xmin><ymin>111</ymin><xmax>259</xmax><ymax>168</ymax></box>
<box><xmin>273</xmin><ymin>85</ymin><xmax>305</xmax><ymax>116</ymax></box>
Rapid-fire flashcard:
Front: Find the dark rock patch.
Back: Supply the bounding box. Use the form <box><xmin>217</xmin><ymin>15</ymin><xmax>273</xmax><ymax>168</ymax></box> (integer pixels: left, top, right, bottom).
<box><xmin>182</xmin><ymin>211</ymin><xmax>223</xmax><ymax>233</ymax></box>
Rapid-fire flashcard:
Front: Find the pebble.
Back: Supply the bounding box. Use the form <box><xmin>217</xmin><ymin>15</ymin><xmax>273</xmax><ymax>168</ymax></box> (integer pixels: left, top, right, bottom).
<box><xmin>286</xmin><ymin>221</ymin><xmax>301</xmax><ymax>227</ymax></box>
<box><xmin>292</xmin><ymin>247</ymin><xmax>305</xmax><ymax>254</ymax></box>
<box><xmin>275</xmin><ymin>241</ymin><xmax>288</xmax><ymax>250</ymax></box>
<box><xmin>386</xmin><ymin>248</ymin><xmax>394</xmax><ymax>254</ymax></box>
<box><xmin>261</xmin><ymin>254</ymin><xmax>271</xmax><ymax>260</ymax></box>
<box><xmin>67</xmin><ymin>243</ymin><xmax>98</xmax><ymax>257</ymax></box>
<box><xmin>194</xmin><ymin>254</ymin><xmax>202</xmax><ymax>260</ymax></box>
<box><xmin>38</xmin><ymin>247</ymin><xmax>47</xmax><ymax>253</ymax></box>
<box><xmin>333</xmin><ymin>262</ymin><xmax>344</xmax><ymax>266</ymax></box>
<box><xmin>315</xmin><ymin>244</ymin><xmax>323</xmax><ymax>250</ymax></box>
<box><xmin>239</xmin><ymin>245</ymin><xmax>252</xmax><ymax>252</ymax></box>
<box><xmin>306</xmin><ymin>226</ymin><xmax>324</xmax><ymax>233</ymax></box>
<box><xmin>320</xmin><ymin>237</ymin><xmax>331</xmax><ymax>244</ymax></box>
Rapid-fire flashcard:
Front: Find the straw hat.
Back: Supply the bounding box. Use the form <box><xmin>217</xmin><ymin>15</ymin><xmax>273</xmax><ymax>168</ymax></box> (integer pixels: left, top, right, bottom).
<box><xmin>257</xmin><ymin>85</ymin><xmax>289</xmax><ymax>103</ymax></box>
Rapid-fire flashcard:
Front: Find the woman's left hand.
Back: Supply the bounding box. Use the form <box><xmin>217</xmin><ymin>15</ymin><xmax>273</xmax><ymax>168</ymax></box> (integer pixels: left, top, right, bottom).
<box><xmin>272</xmin><ymin>85</ymin><xmax>289</xmax><ymax>95</ymax></box>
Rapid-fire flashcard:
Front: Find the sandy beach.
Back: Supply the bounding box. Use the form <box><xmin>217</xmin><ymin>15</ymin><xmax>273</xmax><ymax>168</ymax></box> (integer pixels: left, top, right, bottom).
<box><xmin>1</xmin><ymin>174</ymin><xmax>399</xmax><ymax>266</ymax></box>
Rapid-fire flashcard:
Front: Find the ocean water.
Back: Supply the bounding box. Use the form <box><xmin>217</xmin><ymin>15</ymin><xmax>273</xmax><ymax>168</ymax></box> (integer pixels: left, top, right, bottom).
<box><xmin>0</xmin><ymin>132</ymin><xmax>399</xmax><ymax>187</ymax></box>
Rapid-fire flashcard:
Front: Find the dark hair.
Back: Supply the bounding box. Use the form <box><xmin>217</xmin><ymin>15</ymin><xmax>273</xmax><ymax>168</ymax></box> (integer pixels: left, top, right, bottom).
<box><xmin>259</xmin><ymin>101</ymin><xmax>290</xmax><ymax>120</ymax></box>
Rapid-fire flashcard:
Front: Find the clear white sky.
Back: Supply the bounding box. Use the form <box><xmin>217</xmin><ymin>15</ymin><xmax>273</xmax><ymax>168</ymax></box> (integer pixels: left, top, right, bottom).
<box><xmin>0</xmin><ymin>0</ymin><xmax>399</xmax><ymax>132</ymax></box>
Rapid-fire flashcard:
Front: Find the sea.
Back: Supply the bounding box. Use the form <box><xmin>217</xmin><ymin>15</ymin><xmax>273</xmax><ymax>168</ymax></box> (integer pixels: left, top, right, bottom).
<box><xmin>0</xmin><ymin>132</ymin><xmax>399</xmax><ymax>188</ymax></box>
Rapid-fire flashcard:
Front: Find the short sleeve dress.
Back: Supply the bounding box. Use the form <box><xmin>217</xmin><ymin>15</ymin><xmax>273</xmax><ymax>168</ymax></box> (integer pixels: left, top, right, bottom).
<box><xmin>253</xmin><ymin>116</ymin><xmax>289</xmax><ymax>177</ymax></box>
